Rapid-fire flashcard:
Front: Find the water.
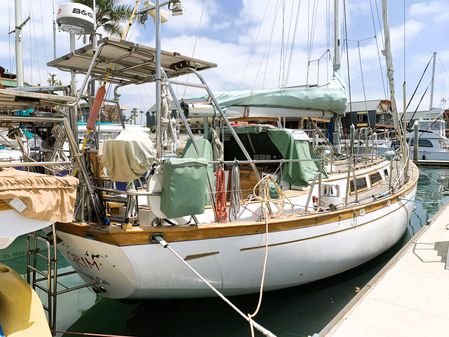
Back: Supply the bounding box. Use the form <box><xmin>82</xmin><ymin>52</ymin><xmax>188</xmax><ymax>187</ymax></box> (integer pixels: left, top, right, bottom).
<box><xmin>2</xmin><ymin>167</ymin><xmax>449</xmax><ymax>337</ymax></box>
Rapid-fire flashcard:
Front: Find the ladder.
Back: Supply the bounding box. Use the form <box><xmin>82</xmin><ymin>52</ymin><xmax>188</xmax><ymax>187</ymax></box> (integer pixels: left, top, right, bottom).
<box><xmin>26</xmin><ymin>224</ymin><xmax>97</xmax><ymax>334</ymax></box>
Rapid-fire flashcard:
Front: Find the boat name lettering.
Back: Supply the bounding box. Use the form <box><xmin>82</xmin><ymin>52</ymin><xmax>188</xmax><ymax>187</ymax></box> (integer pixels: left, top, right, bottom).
<box><xmin>67</xmin><ymin>251</ymin><xmax>100</xmax><ymax>271</ymax></box>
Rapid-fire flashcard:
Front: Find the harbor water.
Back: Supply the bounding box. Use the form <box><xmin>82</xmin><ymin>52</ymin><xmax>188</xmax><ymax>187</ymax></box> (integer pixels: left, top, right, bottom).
<box><xmin>2</xmin><ymin>167</ymin><xmax>448</xmax><ymax>337</ymax></box>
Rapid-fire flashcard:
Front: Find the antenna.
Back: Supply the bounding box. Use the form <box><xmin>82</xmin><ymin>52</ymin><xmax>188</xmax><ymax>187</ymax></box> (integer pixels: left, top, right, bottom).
<box><xmin>56</xmin><ymin>3</ymin><xmax>95</xmax><ymax>35</ymax></box>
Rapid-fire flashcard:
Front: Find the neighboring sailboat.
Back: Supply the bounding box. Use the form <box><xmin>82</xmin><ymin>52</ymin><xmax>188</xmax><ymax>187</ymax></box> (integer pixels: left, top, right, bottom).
<box><xmin>0</xmin><ymin>89</ymin><xmax>80</xmax><ymax>249</ymax></box>
<box><xmin>405</xmin><ymin>52</ymin><xmax>449</xmax><ymax>163</ymax></box>
<box><xmin>47</xmin><ymin>0</ymin><xmax>418</xmax><ymax>300</ymax></box>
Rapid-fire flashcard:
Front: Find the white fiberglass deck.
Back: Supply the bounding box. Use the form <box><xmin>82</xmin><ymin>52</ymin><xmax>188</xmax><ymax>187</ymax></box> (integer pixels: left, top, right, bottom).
<box><xmin>322</xmin><ymin>203</ymin><xmax>449</xmax><ymax>337</ymax></box>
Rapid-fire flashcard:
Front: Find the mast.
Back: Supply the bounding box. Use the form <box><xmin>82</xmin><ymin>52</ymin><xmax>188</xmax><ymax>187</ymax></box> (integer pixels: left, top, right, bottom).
<box><xmin>429</xmin><ymin>51</ymin><xmax>437</xmax><ymax>109</ymax></box>
<box><xmin>333</xmin><ymin>0</ymin><xmax>342</xmax><ymax>151</ymax></box>
<box><xmin>52</xmin><ymin>0</ymin><xmax>57</xmax><ymax>59</ymax></box>
<box><xmin>14</xmin><ymin>0</ymin><xmax>24</xmax><ymax>87</ymax></box>
<box><xmin>381</xmin><ymin>0</ymin><xmax>401</xmax><ymax>137</ymax></box>
<box><xmin>155</xmin><ymin>0</ymin><xmax>162</xmax><ymax>157</ymax></box>
<box><xmin>333</xmin><ymin>0</ymin><xmax>340</xmax><ymax>71</ymax></box>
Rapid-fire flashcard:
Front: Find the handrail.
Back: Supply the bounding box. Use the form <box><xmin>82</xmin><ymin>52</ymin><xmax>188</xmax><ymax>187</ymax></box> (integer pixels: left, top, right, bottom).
<box><xmin>189</xmin><ymin>68</ymin><xmax>260</xmax><ymax>181</ymax></box>
<box><xmin>305</xmin><ymin>171</ymin><xmax>320</xmax><ymax>212</ymax></box>
<box><xmin>0</xmin><ymin>161</ymin><xmax>72</xmax><ymax>168</ymax></box>
<box><xmin>161</xmin><ymin>68</ymin><xmax>218</xmax><ymax>221</ymax></box>
<box><xmin>66</xmin><ymin>42</ymin><xmax>107</xmax><ymax>107</ymax></box>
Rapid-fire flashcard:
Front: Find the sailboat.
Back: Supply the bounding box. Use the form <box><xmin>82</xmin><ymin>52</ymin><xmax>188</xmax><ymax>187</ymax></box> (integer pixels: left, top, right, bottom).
<box><xmin>49</xmin><ymin>0</ymin><xmax>418</xmax><ymax>300</ymax></box>
<box><xmin>0</xmin><ymin>0</ymin><xmax>80</xmax><ymax>249</ymax></box>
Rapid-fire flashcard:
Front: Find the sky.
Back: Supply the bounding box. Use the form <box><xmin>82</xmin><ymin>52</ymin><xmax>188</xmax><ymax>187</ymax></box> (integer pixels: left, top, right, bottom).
<box><xmin>1</xmin><ymin>0</ymin><xmax>448</xmax><ymax>118</ymax></box>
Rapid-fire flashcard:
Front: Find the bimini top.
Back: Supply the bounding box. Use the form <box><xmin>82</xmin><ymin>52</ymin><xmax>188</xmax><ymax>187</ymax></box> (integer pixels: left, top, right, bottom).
<box><xmin>47</xmin><ymin>37</ymin><xmax>217</xmax><ymax>86</ymax></box>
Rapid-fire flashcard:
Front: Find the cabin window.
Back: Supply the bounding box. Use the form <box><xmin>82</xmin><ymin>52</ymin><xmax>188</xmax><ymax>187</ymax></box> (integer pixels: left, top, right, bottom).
<box><xmin>383</xmin><ymin>169</ymin><xmax>389</xmax><ymax>177</ymax></box>
<box><xmin>418</xmin><ymin>139</ymin><xmax>433</xmax><ymax>148</ymax></box>
<box><xmin>350</xmin><ymin>177</ymin><xmax>368</xmax><ymax>193</ymax></box>
<box><xmin>369</xmin><ymin>172</ymin><xmax>383</xmax><ymax>186</ymax></box>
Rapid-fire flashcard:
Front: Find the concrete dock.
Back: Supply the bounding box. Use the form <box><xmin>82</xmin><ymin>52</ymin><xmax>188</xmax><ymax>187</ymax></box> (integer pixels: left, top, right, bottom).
<box><xmin>320</xmin><ymin>203</ymin><xmax>449</xmax><ymax>337</ymax></box>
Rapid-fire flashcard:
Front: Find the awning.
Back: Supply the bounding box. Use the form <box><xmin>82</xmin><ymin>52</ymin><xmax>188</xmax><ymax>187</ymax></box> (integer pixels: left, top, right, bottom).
<box><xmin>0</xmin><ymin>89</ymin><xmax>76</xmax><ymax>110</ymax></box>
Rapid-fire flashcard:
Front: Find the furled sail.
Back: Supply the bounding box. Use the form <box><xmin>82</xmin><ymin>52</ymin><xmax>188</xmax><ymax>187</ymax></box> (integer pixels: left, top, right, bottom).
<box><xmin>214</xmin><ymin>69</ymin><xmax>347</xmax><ymax>115</ymax></box>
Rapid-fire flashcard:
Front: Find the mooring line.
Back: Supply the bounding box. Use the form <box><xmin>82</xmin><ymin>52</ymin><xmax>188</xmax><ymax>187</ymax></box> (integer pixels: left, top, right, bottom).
<box><xmin>152</xmin><ymin>235</ymin><xmax>277</xmax><ymax>337</ymax></box>
<box><xmin>417</xmin><ymin>168</ymin><xmax>449</xmax><ymax>193</ymax></box>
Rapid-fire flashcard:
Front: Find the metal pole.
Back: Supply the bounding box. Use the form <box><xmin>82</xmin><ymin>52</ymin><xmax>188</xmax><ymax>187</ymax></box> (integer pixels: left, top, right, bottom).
<box><xmin>429</xmin><ymin>52</ymin><xmax>437</xmax><ymax>109</ymax></box>
<box><xmin>52</xmin><ymin>0</ymin><xmax>57</xmax><ymax>59</ymax></box>
<box><xmin>70</xmin><ymin>32</ymin><xmax>78</xmax><ymax>142</ymax></box>
<box><xmin>92</xmin><ymin>0</ymin><xmax>98</xmax><ymax>51</ymax></box>
<box><xmin>15</xmin><ymin>0</ymin><xmax>24</xmax><ymax>87</ymax></box>
<box><xmin>344</xmin><ymin>124</ymin><xmax>355</xmax><ymax>205</ymax></box>
<box><xmin>155</xmin><ymin>0</ymin><xmax>162</xmax><ymax>157</ymax></box>
<box><xmin>333</xmin><ymin>0</ymin><xmax>340</xmax><ymax>70</ymax></box>
<box><xmin>413</xmin><ymin>121</ymin><xmax>419</xmax><ymax>162</ymax></box>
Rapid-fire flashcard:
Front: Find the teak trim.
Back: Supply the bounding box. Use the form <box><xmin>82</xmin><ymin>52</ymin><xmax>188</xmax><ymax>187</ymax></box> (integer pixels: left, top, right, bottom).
<box><xmin>56</xmin><ymin>163</ymin><xmax>419</xmax><ymax>247</ymax></box>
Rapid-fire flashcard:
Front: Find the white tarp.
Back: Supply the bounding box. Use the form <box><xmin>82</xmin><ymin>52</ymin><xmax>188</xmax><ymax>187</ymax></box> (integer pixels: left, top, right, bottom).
<box><xmin>102</xmin><ymin>129</ymin><xmax>157</xmax><ymax>182</ymax></box>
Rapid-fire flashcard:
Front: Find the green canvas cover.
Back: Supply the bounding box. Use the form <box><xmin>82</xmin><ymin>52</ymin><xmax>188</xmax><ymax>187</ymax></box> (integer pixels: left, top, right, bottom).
<box><xmin>181</xmin><ymin>138</ymin><xmax>215</xmax><ymax>203</ymax></box>
<box><xmin>160</xmin><ymin>158</ymin><xmax>208</xmax><ymax>218</ymax></box>
<box><xmin>213</xmin><ymin>70</ymin><xmax>347</xmax><ymax>115</ymax></box>
<box><xmin>266</xmin><ymin>129</ymin><xmax>321</xmax><ymax>186</ymax></box>
<box><xmin>224</xmin><ymin>126</ymin><xmax>321</xmax><ymax>186</ymax></box>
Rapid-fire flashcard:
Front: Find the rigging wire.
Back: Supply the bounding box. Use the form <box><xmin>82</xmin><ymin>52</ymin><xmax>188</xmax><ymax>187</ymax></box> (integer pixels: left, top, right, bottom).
<box><xmin>369</xmin><ymin>0</ymin><xmax>387</xmax><ymax>98</ymax></box>
<box><xmin>31</xmin><ymin>0</ymin><xmax>43</xmax><ymax>85</ymax></box>
<box><xmin>282</xmin><ymin>0</ymin><xmax>296</xmax><ymax>86</ymax></box>
<box><xmin>240</xmin><ymin>0</ymin><xmax>271</xmax><ymax>86</ymax></box>
<box><xmin>255</xmin><ymin>0</ymin><xmax>281</xmax><ymax>89</ymax></box>
<box><xmin>374</xmin><ymin>0</ymin><xmax>384</xmax><ymax>47</ymax></box>
<box><xmin>284</xmin><ymin>0</ymin><xmax>302</xmax><ymax>87</ymax></box>
<box><xmin>306</xmin><ymin>0</ymin><xmax>320</xmax><ymax>85</ymax></box>
<box><xmin>8</xmin><ymin>0</ymin><xmax>12</xmax><ymax>73</ymax></box>
<box><xmin>357</xmin><ymin>41</ymin><xmax>369</xmax><ymax>113</ymax></box>
<box><xmin>182</xmin><ymin>0</ymin><xmax>206</xmax><ymax>98</ymax></box>
<box><xmin>278</xmin><ymin>0</ymin><xmax>285</xmax><ymax>87</ymax></box>
<box><xmin>407</xmin><ymin>81</ymin><xmax>431</xmax><ymax>129</ymax></box>
<box><xmin>405</xmin><ymin>54</ymin><xmax>433</xmax><ymax>110</ymax></box>
<box><xmin>39</xmin><ymin>0</ymin><xmax>51</xmax><ymax>74</ymax></box>
<box><xmin>342</xmin><ymin>0</ymin><xmax>353</xmax><ymax>117</ymax></box>
<box><xmin>28</xmin><ymin>1</ymin><xmax>33</xmax><ymax>85</ymax></box>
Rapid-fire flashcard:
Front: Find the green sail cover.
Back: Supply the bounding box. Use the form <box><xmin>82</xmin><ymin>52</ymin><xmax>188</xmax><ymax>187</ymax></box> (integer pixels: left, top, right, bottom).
<box><xmin>214</xmin><ymin>70</ymin><xmax>347</xmax><ymax>115</ymax></box>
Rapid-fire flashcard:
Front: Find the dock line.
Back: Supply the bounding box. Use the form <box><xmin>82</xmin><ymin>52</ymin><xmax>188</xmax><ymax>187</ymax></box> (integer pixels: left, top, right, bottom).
<box><xmin>152</xmin><ymin>235</ymin><xmax>277</xmax><ymax>337</ymax></box>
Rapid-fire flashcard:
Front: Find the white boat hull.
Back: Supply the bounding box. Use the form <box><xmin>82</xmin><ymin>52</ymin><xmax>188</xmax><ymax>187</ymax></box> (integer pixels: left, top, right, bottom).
<box><xmin>0</xmin><ymin>209</ymin><xmax>52</xmax><ymax>249</ymax></box>
<box><xmin>56</xmin><ymin>186</ymin><xmax>416</xmax><ymax>299</ymax></box>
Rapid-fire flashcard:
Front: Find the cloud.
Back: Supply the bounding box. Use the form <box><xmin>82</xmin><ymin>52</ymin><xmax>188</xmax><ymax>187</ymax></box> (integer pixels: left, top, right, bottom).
<box><xmin>162</xmin><ymin>0</ymin><xmax>218</xmax><ymax>34</ymax></box>
<box><xmin>409</xmin><ymin>1</ymin><xmax>449</xmax><ymax>25</ymax></box>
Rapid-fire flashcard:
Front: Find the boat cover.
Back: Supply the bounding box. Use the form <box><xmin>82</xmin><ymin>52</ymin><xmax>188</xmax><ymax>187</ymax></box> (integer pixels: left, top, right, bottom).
<box><xmin>210</xmin><ymin>70</ymin><xmax>347</xmax><ymax>115</ymax></box>
<box><xmin>161</xmin><ymin>158</ymin><xmax>208</xmax><ymax>218</ymax></box>
<box><xmin>182</xmin><ymin>138</ymin><xmax>215</xmax><ymax>203</ymax></box>
<box><xmin>0</xmin><ymin>168</ymin><xmax>78</xmax><ymax>223</ymax></box>
<box><xmin>102</xmin><ymin>128</ymin><xmax>157</xmax><ymax>182</ymax></box>
<box><xmin>227</xmin><ymin>126</ymin><xmax>321</xmax><ymax>186</ymax></box>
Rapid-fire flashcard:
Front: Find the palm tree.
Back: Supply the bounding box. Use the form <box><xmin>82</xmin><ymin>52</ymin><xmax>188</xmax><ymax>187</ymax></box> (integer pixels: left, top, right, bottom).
<box><xmin>72</xmin><ymin>0</ymin><xmax>132</xmax><ymax>37</ymax></box>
